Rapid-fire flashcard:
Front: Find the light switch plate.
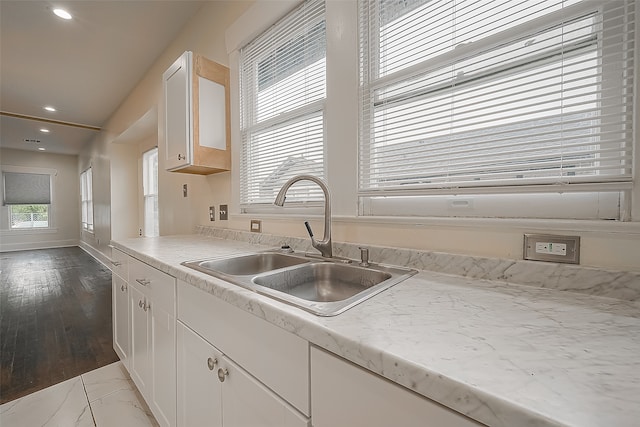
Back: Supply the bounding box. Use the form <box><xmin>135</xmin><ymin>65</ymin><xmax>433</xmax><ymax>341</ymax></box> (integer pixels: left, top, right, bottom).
<box><xmin>219</xmin><ymin>204</ymin><xmax>228</xmax><ymax>220</ymax></box>
<box><xmin>523</xmin><ymin>234</ymin><xmax>580</xmax><ymax>264</ymax></box>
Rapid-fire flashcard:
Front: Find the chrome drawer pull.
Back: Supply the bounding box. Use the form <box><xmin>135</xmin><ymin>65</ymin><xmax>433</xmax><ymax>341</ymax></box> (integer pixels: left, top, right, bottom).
<box><xmin>207</xmin><ymin>357</ymin><xmax>217</xmax><ymax>371</ymax></box>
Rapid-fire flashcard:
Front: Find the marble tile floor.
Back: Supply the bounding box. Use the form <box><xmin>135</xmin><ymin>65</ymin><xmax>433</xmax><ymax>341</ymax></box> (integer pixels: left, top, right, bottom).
<box><xmin>0</xmin><ymin>362</ymin><xmax>159</xmax><ymax>427</ymax></box>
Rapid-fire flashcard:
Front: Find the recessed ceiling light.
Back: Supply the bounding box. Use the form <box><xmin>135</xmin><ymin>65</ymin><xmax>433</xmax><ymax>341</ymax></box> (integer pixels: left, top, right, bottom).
<box><xmin>38</xmin><ymin>147</ymin><xmax>46</xmax><ymax>151</ymax></box>
<box><xmin>40</xmin><ymin>128</ymin><xmax>50</xmax><ymax>133</ymax></box>
<box><xmin>44</xmin><ymin>106</ymin><xmax>56</xmax><ymax>112</ymax></box>
<box><xmin>53</xmin><ymin>8</ymin><xmax>72</xmax><ymax>20</ymax></box>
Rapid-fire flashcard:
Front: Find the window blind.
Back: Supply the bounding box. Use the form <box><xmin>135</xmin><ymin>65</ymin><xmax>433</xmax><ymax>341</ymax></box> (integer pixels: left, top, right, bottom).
<box><xmin>240</xmin><ymin>0</ymin><xmax>326</xmax><ymax>207</ymax></box>
<box><xmin>359</xmin><ymin>0</ymin><xmax>635</xmax><ymax>196</ymax></box>
<box><xmin>3</xmin><ymin>172</ymin><xmax>51</xmax><ymax>204</ymax></box>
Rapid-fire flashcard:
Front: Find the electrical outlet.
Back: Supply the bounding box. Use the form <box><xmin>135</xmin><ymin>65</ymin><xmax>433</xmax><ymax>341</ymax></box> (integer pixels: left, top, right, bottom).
<box><xmin>209</xmin><ymin>206</ymin><xmax>215</xmax><ymax>221</ymax></box>
<box><xmin>183</xmin><ymin>184</ymin><xmax>188</xmax><ymax>197</ymax></box>
<box><xmin>523</xmin><ymin>234</ymin><xmax>580</xmax><ymax>264</ymax></box>
<box><xmin>219</xmin><ymin>204</ymin><xmax>228</xmax><ymax>220</ymax></box>
<box><xmin>250</xmin><ymin>219</ymin><xmax>261</xmax><ymax>233</ymax></box>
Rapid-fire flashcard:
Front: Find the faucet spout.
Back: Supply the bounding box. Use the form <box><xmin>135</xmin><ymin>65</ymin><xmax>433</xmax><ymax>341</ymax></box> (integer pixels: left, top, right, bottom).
<box><xmin>274</xmin><ymin>174</ymin><xmax>332</xmax><ymax>258</ymax></box>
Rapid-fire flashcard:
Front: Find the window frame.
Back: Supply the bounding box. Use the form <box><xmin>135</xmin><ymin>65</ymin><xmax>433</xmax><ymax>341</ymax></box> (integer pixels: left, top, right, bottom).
<box><xmin>142</xmin><ymin>147</ymin><xmax>159</xmax><ymax>237</ymax></box>
<box><xmin>357</xmin><ymin>0</ymin><xmax>635</xmax><ymax>220</ymax></box>
<box><xmin>2</xmin><ymin>167</ymin><xmax>54</xmax><ymax>230</ymax></box>
<box><xmin>238</xmin><ymin>0</ymin><xmax>328</xmax><ymax>214</ymax></box>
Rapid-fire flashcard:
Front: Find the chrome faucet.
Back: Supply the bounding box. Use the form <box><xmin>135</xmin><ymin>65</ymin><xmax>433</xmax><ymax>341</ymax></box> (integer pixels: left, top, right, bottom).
<box><xmin>274</xmin><ymin>174</ymin><xmax>332</xmax><ymax>258</ymax></box>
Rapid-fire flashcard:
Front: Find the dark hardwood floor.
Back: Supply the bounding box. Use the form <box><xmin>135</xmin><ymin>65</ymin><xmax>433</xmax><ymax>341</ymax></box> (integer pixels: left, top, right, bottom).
<box><xmin>0</xmin><ymin>247</ymin><xmax>118</xmax><ymax>404</ymax></box>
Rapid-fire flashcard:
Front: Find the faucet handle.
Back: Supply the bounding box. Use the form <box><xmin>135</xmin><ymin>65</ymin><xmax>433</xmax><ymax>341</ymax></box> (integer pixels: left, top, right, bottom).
<box><xmin>304</xmin><ymin>221</ymin><xmax>314</xmax><ymax>238</ymax></box>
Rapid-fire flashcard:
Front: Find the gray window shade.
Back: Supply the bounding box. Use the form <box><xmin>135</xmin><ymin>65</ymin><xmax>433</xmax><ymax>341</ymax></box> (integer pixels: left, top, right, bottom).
<box><xmin>3</xmin><ymin>172</ymin><xmax>51</xmax><ymax>205</ymax></box>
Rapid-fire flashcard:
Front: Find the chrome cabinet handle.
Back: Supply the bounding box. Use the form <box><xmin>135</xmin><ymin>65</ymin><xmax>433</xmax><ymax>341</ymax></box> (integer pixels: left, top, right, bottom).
<box><xmin>178</xmin><ymin>154</ymin><xmax>185</xmax><ymax>160</ymax></box>
<box><xmin>135</xmin><ymin>278</ymin><xmax>150</xmax><ymax>286</ymax></box>
<box><xmin>217</xmin><ymin>368</ymin><xmax>229</xmax><ymax>383</ymax></box>
<box><xmin>207</xmin><ymin>357</ymin><xmax>217</xmax><ymax>371</ymax></box>
<box><xmin>139</xmin><ymin>299</ymin><xmax>144</xmax><ymax>308</ymax></box>
<box><xmin>143</xmin><ymin>301</ymin><xmax>151</xmax><ymax>312</ymax></box>
<box><xmin>120</xmin><ymin>284</ymin><xmax>127</xmax><ymax>292</ymax></box>
<box><xmin>112</xmin><ymin>261</ymin><xmax>122</xmax><ymax>266</ymax></box>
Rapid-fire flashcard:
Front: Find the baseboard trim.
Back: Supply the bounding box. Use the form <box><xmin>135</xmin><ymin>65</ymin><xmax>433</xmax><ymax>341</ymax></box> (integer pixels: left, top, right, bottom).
<box><xmin>0</xmin><ymin>239</ymin><xmax>79</xmax><ymax>253</ymax></box>
<box><xmin>78</xmin><ymin>241</ymin><xmax>112</xmax><ymax>270</ymax></box>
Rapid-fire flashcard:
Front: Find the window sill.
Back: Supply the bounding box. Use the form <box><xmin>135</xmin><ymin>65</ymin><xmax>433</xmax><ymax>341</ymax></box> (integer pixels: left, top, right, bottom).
<box><xmin>0</xmin><ymin>227</ymin><xmax>58</xmax><ymax>236</ymax></box>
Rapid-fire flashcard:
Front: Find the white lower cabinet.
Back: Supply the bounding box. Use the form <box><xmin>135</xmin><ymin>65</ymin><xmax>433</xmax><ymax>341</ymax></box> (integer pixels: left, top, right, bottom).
<box><xmin>126</xmin><ymin>257</ymin><xmax>177</xmax><ymax>427</ymax></box>
<box><xmin>112</xmin><ymin>274</ymin><xmax>129</xmax><ymax>368</ymax></box>
<box><xmin>177</xmin><ymin>321</ymin><xmax>223</xmax><ymax>427</ymax></box>
<box><xmin>311</xmin><ymin>346</ymin><xmax>483</xmax><ymax>427</ymax></box>
<box><xmin>151</xmin><ymin>305</ymin><xmax>176</xmax><ymax>427</ymax></box>
<box><xmin>129</xmin><ymin>284</ymin><xmax>151</xmax><ymax>392</ymax></box>
<box><xmin>177</xmin><ymin>321</ymin><xmax>309</xmax><ymax>427</ymax></box>
<box><xmin>176</xmin><ymin>280</ymin><xmax>310</xmax><ymax>427</ymax></box>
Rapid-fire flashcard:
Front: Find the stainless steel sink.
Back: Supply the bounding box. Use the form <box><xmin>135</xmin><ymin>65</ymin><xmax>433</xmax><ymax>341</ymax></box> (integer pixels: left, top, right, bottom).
<box><xmin>253</xmin><ymin>263</ymin><xmax>391</xmax><ymax>302</ymax></box>
<box><xmin>188</xmin><ymin>252</ymin><xmax>309</xmax><ymax>276</ymax></box>
<box><xmin>182</xmin><ymin>250</ymin><xmax>417</xmax><ymax>316</ymax></box>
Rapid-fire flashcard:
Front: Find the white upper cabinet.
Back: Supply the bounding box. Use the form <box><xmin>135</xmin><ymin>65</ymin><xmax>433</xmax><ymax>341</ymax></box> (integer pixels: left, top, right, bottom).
<box><xmin>163</xmin><ymin>51</ymin><xmax>231</xmax><ymax>175</ymax></box>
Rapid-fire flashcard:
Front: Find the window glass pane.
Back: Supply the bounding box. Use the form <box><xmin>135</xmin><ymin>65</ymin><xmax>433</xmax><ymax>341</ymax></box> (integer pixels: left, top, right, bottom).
<box><xmin>9</xmin><ymin>204</ymin><xmax>49</xmax><ymax>228</ymax></box>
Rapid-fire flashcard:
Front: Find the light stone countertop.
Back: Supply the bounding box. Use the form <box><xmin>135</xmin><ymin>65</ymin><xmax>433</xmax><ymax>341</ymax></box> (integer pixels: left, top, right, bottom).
<box><xmin>111</xmin><ymin>234</ymin><xmax>640</xmax><ymax>427</ymax></box>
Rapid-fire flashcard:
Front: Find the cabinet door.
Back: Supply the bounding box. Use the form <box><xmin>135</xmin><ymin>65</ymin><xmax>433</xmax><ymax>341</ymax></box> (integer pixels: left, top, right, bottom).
<box><xmin>176</xmin><ymin>322</ymin><xmax>222</xmax><ymax>427</ymax></box>
<box><xmin>129</xmin><ymin>285</ymin><xmax>151</xmax><ymax>397</ymax></box>
<box><xmin>311</xmin><ymin>347</ymin><xmax>483</xmax><ymax>427</ymax></box>
<box><xmin>112</xmin><ymin>275</ymin><xmax>129</xmax><ymax>367</ymax></box>
<box><xmin>164</xmin><ymin>51</ymin><xmax>191</xmax><ymax>171</ymax></box>
<box><xmin>222</xmin><ymin>356</ymin><xmax>309</xmax><ymax>427</ymax></box>
<box><xmin>151</xmin><ymin>306</ymin><xmax>176</xmax><ymax>427</ymax></box>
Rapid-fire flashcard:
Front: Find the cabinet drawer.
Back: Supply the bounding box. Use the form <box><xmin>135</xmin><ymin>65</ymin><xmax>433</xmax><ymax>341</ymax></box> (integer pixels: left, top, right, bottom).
<box><xmin>311</xmin><ymin>347</ymin><xmax>484</xmax><ymax>427</ymax></box>
<box><xmin>130</xmin><ymin>257</ymin><xmax>176</xmax><ymax>314</ymax></box>
<box><xmin>111</xmin><ymin>248</ymin><xmax>129</xmax><ymax>281</ymax></box>
<box><xmin>177</xmin><ymin>280</ymin><xmax>309</xmax><ymax>416</ymax></box>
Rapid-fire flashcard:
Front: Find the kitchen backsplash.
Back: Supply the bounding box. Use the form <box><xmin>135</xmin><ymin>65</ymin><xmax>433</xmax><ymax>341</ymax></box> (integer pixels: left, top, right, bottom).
<box><xmin>196</xmin><ymin>225</ymin><xmax>640</xmax><ymax>303</ymax></box>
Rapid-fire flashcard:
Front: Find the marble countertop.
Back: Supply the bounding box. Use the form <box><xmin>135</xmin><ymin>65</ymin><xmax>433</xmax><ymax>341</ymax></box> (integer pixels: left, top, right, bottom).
<box><xmin>111</xmin><ymin>234</ymin><xmax>640</xmax><ymax>427</ymax></box>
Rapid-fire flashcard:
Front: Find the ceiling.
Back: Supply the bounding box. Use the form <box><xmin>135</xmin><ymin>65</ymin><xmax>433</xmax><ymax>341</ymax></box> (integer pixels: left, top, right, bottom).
<box><xmin>0</xmin><ymin>0</ymin><xmax>206</xmax><ymax>155</ymax></box>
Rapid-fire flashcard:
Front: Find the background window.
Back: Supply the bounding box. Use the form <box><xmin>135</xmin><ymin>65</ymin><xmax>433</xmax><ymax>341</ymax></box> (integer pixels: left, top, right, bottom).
<box><xmin>239</xmin><ymin>0</ymin><xmax>326</xmax><ymax>210</ymax></box>
<box><xmin>143</xmin><ymin>148</ymin><xmax>159</xmax><ymax>237</ymax></box>
<box><xmin>80</xmin><ymin>168</ymin><xmax>93</xmax><ymax>231</ymax></box>
<box><xmin>3</xmin><ymin>171</ymin><xmax>51</xmax><ymax>229</ymax></box>
<box><xmin>9</xmin><ymin>205</ymin><xmax>49</xmax><ymax>229</ymax></box>
<box><xmin>359</xmin><ymin>0</ymin><xmax>635</xmax><ymax>219</ymax></box>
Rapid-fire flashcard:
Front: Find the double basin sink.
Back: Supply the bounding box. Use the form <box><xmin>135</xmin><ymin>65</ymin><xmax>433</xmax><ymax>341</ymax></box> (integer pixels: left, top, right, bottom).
<box><xmin>182</xmin><ymin>250</ymin><xmax>417</xmax><ymax>316</ymax></box>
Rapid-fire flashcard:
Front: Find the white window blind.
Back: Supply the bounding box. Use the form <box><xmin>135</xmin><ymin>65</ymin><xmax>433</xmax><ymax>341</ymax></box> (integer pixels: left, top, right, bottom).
<box><xmin>3</xmin><ymin>172</ymin><xmax>51</xmax><ymax>204</ymax></box>
<box><xmin>240</xmin><ymin>0</ymin><xmax>326</xmax><ymax>208</ymax></box>
<box><xmin>80</xmin><ymin>168</ymin><xmax>93</xmax><ymax>232</ymax></box>
<box><xmin>359</xmin><ymin>0</ymin><xmax>635</xmax><ymax>198</ymax></box>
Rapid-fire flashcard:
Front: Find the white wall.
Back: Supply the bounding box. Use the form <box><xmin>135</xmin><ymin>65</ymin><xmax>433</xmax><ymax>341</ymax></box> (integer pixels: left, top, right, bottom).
<box><xmin>0</xmin><ymin>148</ymin><xmax>80</xmax><ymax>251</ymax></box>
<box><xmin>84</xmin><ymin>0</ymin><xmax>639</xmax><ymax>272</ymax></box>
